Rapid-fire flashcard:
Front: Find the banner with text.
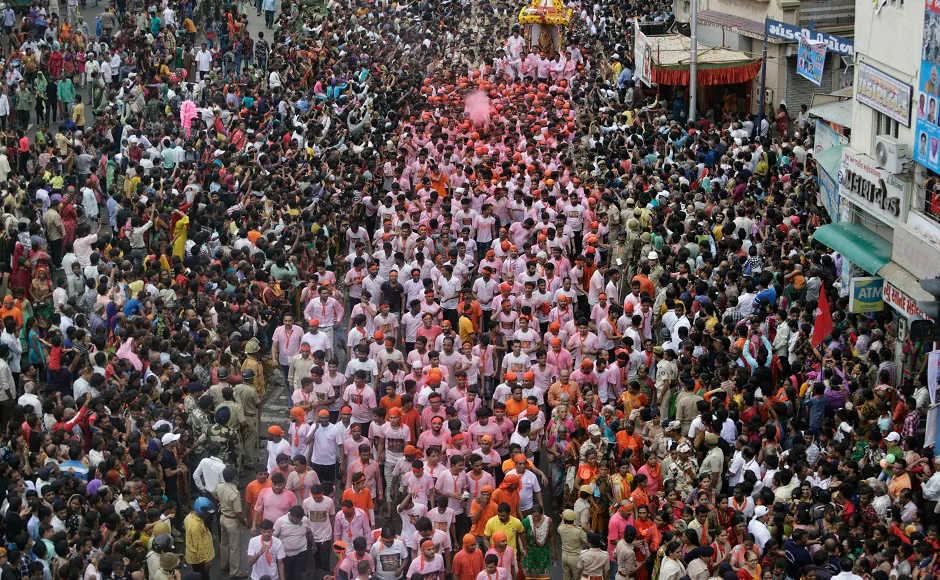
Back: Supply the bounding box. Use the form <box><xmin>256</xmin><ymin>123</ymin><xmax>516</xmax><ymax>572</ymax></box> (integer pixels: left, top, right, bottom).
<box><xmin>913</xmin><ymin>0</ymin><xmax>940</xmax><ymax>173</ymax></box>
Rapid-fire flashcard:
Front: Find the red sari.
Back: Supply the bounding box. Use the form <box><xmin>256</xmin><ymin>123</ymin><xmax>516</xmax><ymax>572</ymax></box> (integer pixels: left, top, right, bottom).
<box><xmin>634</xmin><ymin>517</ymin><xmax>660</xmax><ymax>580</ymax></box>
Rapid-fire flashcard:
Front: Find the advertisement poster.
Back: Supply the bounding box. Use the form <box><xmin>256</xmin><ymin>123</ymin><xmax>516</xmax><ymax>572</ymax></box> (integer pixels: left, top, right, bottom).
<box><xmin>814</xmin><ymin>119</ymin><xmax>849</xmax><ymax>154</ymax></box>
<box><xmin>797</xmin><ymin>31</ymin><xmax>827</xmax><ymax>86</ymax></box>
<box><xmin>857</xmin><ymin>62</ymin><xmax>912</xmax><ymax>126</ymax></box>
<box><xmin>634</xmin><ymin>21</ymin><xmax>652</xmax><ymax>87</ymax></box>
<box><xmin>914</xmin><ymin>0</ymin><xmax>940</xmax><ymax>173</ymax></box>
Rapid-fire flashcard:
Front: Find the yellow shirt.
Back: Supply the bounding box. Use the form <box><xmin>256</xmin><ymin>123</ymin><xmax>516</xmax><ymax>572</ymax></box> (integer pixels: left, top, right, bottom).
<box><xmin>183</xmin><ymin>512</ymin><xmax>215</xmax><ymax>564</ymax></box>
<box><xmin>483</xmin><ymin>515</ymin><xmax>524</xmax><ymax>551</ymax></box>
<box><xmin>458</xmin><ymin>315</ymin><xmax>475</xmax><ymax>344</ymax></box>
<box><xmin>125</xmin><ymin>175</ymin><xmax>141</xmax><ymax>196</ymax></box>
<box><xmin>72</xmin><ymin>102</ymin><xmax>85</xmax><ymax>126</ymax></box>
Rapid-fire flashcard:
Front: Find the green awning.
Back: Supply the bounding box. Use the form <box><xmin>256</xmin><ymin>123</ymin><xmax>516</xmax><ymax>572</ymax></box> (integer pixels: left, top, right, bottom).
<box><xmin>815</xmin><ymin>145</ymin><xmax>844</xmax><ymax>180</ymax></box>
<box><xmin>813</xmin><ymin>223</ymin><xmax>893</xmax><ymax>275</ymax></box>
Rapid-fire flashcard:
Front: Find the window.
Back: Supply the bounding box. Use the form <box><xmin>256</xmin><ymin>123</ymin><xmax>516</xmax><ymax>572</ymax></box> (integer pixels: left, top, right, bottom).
<box><xmin>916</xmin><ymin>166</ymin><xmax>940</xmax><ymax>225</ymax></box>
<box><xmin>874</xmin><ymin>111</ymin><xmax>900</xmax><ymax>139</ymax></box>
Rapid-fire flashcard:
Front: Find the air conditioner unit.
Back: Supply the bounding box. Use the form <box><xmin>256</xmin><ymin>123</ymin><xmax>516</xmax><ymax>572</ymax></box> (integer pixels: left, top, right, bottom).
<box><xmin>874</xmin><ymin>135</ymin><xmax>909</xmax><ymax>174</ymax></box>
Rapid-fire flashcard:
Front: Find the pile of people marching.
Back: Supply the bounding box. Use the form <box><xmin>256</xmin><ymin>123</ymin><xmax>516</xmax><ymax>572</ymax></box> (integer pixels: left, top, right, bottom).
<box><xmin>0</xmin><ymin>0</ymin><xmax>934</xmax><ymax>577</ymax></box>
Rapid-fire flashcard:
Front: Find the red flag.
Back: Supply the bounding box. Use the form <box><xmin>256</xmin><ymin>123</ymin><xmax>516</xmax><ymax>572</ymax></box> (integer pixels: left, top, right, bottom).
<box><xmin>812</xmin><ymin>289</ymin><xmax>834</xmax><ymax>347</ymax></box>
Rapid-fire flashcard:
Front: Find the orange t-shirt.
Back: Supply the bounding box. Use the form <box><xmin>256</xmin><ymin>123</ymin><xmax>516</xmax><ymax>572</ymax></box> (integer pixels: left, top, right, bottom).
<box><xmin>342</xmin><ymin>487</ymin><xmax>374</xmax><ymax>513</ymax></box>
<box><xmin>380</xmin><ymin>395</ymin><xmax>403</xmax><ymax>413</ymax></box>
<box><xmin>632</xmin><ymin>275</ymin><xmax>655</xmax><ymax>298</ymax></box>
<box><xmin>245</xmin><ymin>479</ymin><xmax>273</xmax><ymax>513</ymax></box>
<box><xmin>453</xmin><ymin>546</ymin><xmax>485</xmax><ymax>580</ymax></box>
<box><xmin>402</xmin><ymin>408</ymin><xmax>420</xmax><ymax>445</ymax></box>
<box><xmin>490</xmin><ymin>488</ymin><xmax>520</xmax><ymax>519</ymax></box>
<box><xmin>504</xmin><ymin>397</ymin><xmax>526</xmax><ymax>420</ymax></box>
<box><xmin>0</xmin><ymin>306</ymin><xmax>23</xmax><ymax>329</ymax></box>
<box><xmin>469</xmin><ymin>499</ymin><xmax>499</xmax><ymax>536</ymax></box>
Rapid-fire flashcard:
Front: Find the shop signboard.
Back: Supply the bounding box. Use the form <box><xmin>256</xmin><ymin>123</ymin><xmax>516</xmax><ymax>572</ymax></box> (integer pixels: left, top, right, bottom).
<box><xmin>856</xmin><ymin>62</ymin><xmax>912</xmax><ymax>127</ymax></box>
<box><xmin>838</xmin><ymin>150</ymin><xmax>909</xmax><ymax>225</ymax></box>
<box><xmin>764</xmin><ymin>18</ymin><xmax>854</xmax><ymax>55</ymax></box>
<box><xmin>884</xmin><ymin>280</ymin><xmax>935</xmax><ymax>321</ymax></box>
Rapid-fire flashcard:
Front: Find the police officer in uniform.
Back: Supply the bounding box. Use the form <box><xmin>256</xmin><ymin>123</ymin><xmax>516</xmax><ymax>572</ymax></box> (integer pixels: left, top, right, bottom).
<box><xmin>558</xmin><ymin>508</ymin><xmax>588</xmax><ymax>580</ymax></box>
<box><xmin>234</xmin><ymin>369</ymin><xmax>262</xmax><ymax>471</ymax></box>
<box><xmin>201</xmin><ymin>407</ymin><xmax>240</xmax><ymax>470</ymax></box>
<box><xmin>242</xmin><ymin>338</ymin><xmax>267</xmax><ymax>396</ymax></box>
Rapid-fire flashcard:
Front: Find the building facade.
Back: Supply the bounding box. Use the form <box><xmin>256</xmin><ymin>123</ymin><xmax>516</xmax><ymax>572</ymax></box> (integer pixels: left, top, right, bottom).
<box><xmin>814</xmin><ymin>0</ymin><xmax>939</xmax><ymax>368</ymax></box>
<box><xmin>674</xmin><ymin>0</ymin><xmax>854</xmax><ymax>115</ymax></box>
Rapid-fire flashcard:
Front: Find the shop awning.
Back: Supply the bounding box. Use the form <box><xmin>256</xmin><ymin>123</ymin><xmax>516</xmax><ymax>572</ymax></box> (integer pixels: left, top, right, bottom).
<box><xmin>814</xmin><ymin>145</ymin><xmax>844</xmax><ymax>180</ymax></box>
<box><xmin>813</xmin><ymin>223</ymin><xmax>892</xmax><ymax>275</ymax></box>
<box><xmin>808</xmin><ymin>100</ymin><xmax>854</xmax><ymax>129</ymax></box>
<box><xmin>644</xmin><ymin>34</ymin><xmax>763</xmax><ymax>86</ymax></box>
<box><xmin>878</xmin><ymin>261</ymin><xmax>934</xmax><ymax>301</ymax></box>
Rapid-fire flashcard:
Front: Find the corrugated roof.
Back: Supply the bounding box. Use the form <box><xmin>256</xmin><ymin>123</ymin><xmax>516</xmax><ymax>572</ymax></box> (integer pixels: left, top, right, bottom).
<box><xmin>696</xmin><ymin>10</ymin><xmax>778</xmax><ymax>41</ymax></box>
<box><xmin>808</xmin><ymin>99</ymin><xmax>854</xmax><ymax>128</ymax></box>
<box><xmin>645</xmin><ymin>33</ymin><xmax>757</xmax><ymax>66</ymax></box>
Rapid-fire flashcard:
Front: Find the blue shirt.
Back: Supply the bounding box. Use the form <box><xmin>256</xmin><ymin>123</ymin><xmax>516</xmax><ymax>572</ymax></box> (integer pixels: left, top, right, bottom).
<box><xmin>805</xmin><ymin>396</ymin><xmax>827</xmax><ymax>433</ymax></box>
<box><xmin>123</xmin><ymin>298</ymin><xmax>143</xmax><ymax>316</ymax></box>
<box><xmin>755</xmin><ymin>287</ymin><xmax>777</xmax><ymax>310</ymax></box>
<box><xmin>59</xmin><ymin>459</ymin><xmax>89</xmax><ymax>481</ymax></box>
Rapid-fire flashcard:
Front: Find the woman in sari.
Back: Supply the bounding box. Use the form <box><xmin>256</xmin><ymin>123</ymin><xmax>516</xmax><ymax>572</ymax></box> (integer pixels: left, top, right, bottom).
<box><xmin>634</xmin><ymin>505</ymin><xmax>660</xmax><ymax>580</ymax></box>
<box><xmin>730</xmin><ymin>533</ymin><xmax>759</xmax><ymax>572</ymax></box>
<box><xmin>10</xmin><ymin>252</ymin><xmax>31</xmax><ymax>295</ymax></box>
<box><xmin>29</xmin><ymin>265</ymin><xmax>53</xmax><ymax>328</ymax></box>
<box><xmin>170</xmin><ymin>208</ymin><xmax>189</xmax><ymax>259</ymax></box>
<box><xmin>679</xmin><ymin>529</ymin><xmax>700</xmax><ymax>564</ymax></box>
<box><xmin>710</xmin><ymin>527</ymin><xmax>732</xmax><ymax>567</ymax></box>
<box><xmin>737</xmin><ymin>548</ymin><xmax>761</xmax><ymax>580</ymax></box>
<box><xmin>707</xmin><ymin>495</ymin><xmax>735</xmax><ymax>540</ymax></box>
<box><xmin>610</xmin><ymin>459</ymin><xmax>635</xmax><ymax>509</ymax></box>
<box><xmin>630</xmin><ymin>473</ymin><xmax>651</xmax><ymax>513</ymax></box>
<box><xmin>59</xmin><ymin>190</ymin><xmax>78</xmax><ymax>246</ymax></box>
<box><xmin>24</xmin><ymin>317</ymin><xmax>45</xmax><ymax>378</ymax></box>
<box><xmin>521</xmin><ymin>504</ymin><xmax>555</xmax><ymax>577</ymax></box>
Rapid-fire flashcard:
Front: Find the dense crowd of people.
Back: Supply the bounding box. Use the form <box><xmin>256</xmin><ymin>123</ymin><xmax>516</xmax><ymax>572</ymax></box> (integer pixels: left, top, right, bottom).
<box><xmin>0</xmin><ymin>0</ymin><xmax>935</xmax><ymax>577</ymax></box>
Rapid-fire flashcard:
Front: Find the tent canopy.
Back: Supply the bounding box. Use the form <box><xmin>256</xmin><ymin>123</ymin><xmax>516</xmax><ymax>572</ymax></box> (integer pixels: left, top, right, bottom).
<box><xmin>644</xmin><ymin>34</ymin><xmax>762</xmax><ymax>86</ymax></box>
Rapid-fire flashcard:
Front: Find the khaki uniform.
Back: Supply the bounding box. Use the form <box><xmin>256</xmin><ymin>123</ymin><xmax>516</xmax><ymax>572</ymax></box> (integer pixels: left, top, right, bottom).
<box><xmin>579</xmin><ymin>548</ymin><xmax>610</xmax><ymax>580</ymax></box>
<box><xmin>234</xmin><ymin>382</ymin><xmax>261</xmax><ymax>470</ymax></box>
<box><xmin>207</xmin><ymin>383</ymin><xmax>226</xmax><ymax>405</ymax></box>
<box><xmin>242</xmin><ymin>356</ymin><xmax>267</xmax><ymax>396</ymax></box>
<box><xmin>558</xmin><ymin>523</ymin><xmax>588</xmax><ymax>580</ymax></box>
<box><xmin>217</xmin><ymin>481</ymin><xmax>244</xmax><ymax>576</ymax></box>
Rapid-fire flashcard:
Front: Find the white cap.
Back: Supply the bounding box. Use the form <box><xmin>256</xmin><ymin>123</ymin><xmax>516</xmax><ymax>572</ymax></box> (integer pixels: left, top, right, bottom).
<box><xmin>753</xmin><ymin>506</ymin><xmax>769</xmax><ymax>519</ymax></box>
<box><xmin>648</xmin><ymin>251</ymin><xmax>659</xmax><ymax>260</ymax></box>
<box><xmin>161</xmin><ymin>433</ymin><xmax>181</xmax><ymax>446</ymax></box>
<box><xmin>885</xmin><ymin>431</ymin><xmax>901</xmax><ymax>442</ymax></box>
